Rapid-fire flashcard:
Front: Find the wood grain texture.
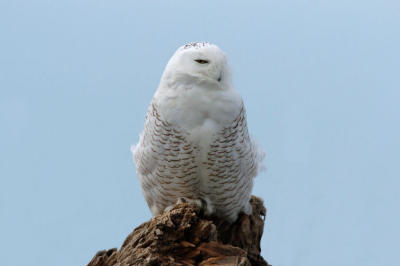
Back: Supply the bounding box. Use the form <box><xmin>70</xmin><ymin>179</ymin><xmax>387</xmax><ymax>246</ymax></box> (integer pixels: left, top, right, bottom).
<box><xmin>87</xmin><ymin>196</ymin><xmax>270</xmax><ymax>266</ymax></box>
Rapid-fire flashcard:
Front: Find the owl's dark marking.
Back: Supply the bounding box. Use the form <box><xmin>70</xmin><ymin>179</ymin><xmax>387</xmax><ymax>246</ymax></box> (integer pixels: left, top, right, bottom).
<box><xmin>182</xmin><ymin>42</ymin><xmax>211</xmax><ymax>50</ymax></box>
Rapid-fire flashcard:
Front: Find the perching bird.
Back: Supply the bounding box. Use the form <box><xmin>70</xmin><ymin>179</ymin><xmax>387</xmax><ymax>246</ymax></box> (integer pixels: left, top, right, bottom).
<box><xmin>132</xmin><ymin>42</ymin><xmax>264</xmax><ymax>222</ymax></box>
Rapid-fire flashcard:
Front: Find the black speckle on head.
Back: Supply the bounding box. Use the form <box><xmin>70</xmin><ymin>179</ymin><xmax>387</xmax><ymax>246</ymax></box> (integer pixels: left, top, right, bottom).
<box><xmin>181</xmin><ymin>42</ymin><xmax>211</xmax><ymax>50</ymax></box>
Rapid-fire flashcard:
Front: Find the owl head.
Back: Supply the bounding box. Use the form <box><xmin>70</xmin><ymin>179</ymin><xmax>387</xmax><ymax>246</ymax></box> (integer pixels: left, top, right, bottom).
<box><xmin>159</xmin><ymin>42</ymin><xmax>233</xmax><ymax>90</ymax></box>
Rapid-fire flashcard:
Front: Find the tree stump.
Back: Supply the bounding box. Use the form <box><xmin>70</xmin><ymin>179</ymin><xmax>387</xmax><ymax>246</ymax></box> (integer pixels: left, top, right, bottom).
<box><xmin>88</xmin><ymin>196</ymin><xmax>270</xmax><ymax>266</ymax></box>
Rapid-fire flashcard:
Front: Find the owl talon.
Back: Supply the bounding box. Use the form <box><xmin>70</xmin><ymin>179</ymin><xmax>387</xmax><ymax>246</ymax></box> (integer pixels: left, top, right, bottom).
<box><xmin>177</xmin><ymin>197</ymin><xmax>202</xmax><ymax>207</ymax></box>
<box><xmin>200</xmin><ymin>198</ymin><xmax>208</xmax><ymax>210</ymax></box>
<box><xmin>177</xmin><ymin>197</ymin><xmax>187</xmax><ymax>203</ymax></box>
<box><xmin>163</xmin><ymin>197</ymin><xmax>206</xmax><ymax>214</ymax></box>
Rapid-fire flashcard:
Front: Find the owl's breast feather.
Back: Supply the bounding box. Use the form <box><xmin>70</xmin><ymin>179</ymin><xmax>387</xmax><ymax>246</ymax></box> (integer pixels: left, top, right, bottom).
<box><xmin>154</xmin><ymin>84</ymin><xmax>242</xmax><ymax>134</ymax></box>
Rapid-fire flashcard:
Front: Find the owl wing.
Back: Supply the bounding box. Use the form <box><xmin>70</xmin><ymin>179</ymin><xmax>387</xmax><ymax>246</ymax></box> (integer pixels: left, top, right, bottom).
<box><xmin>132</xmin><ymin>102</ymin><xmax>200</xmax><ymax>215</ymax></box>
<box><xmin>204</xmin><ymin>102</ymin><xmax>265</xmax><ymax>221</ymax></box>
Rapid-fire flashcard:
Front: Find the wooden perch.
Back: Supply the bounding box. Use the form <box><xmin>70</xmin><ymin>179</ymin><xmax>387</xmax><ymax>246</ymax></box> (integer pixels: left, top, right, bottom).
<box><xmin>88</xmin><ymin>196</ymin><xmax>270</xmax><ymax>266</ymax></box>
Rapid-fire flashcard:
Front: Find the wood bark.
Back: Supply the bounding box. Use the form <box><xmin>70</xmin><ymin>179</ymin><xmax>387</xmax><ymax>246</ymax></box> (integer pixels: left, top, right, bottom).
<box><xmin>88</xmin><ymin>196</ymin><xmax>270</xmax><ymax>266</ymax></box>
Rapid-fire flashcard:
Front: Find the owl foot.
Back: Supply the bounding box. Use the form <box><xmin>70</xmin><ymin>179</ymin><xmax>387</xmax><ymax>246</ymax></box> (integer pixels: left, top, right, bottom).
<box><xmin>164</xmin><ymin>197</ymin><xmax>212</xmax><ymax>215</ymax></box>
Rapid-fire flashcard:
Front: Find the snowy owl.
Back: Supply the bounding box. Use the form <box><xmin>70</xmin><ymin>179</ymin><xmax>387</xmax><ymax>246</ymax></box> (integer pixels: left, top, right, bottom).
<box><xmin>132</xmin><ymin>42</ymin><xmax>264</xmax><ymax>222</ymax></box>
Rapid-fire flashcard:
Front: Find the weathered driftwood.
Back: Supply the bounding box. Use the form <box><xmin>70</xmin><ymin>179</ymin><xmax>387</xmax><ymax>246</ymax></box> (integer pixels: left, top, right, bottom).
<box><xmin>88</xmin><ymin>196</ymin><xmax>270</xmax><ymax>266</ymax></box>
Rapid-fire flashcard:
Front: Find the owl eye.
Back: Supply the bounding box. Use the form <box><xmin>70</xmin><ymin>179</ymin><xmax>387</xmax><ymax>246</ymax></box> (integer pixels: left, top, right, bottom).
<box><xmin>195</xmin><ymin>59</ymin><xmax>209</xmax><ymax>64</ymax></box>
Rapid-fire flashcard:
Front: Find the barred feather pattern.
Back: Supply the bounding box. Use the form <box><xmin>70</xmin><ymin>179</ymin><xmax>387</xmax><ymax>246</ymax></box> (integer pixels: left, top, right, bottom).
<box><xmin>203</xmin><ymin>104</ymin><xmax>259</xmax><ymax>221</ymax></box>
<box><xmin>133</xmin><ymin>102</ymin><xmax>263</xmax><ymax>222</ymax></box>
<box><xmin>133</xmin><ymin>103</ymin><xmax>200</xmax><ymax>216</ymax></box>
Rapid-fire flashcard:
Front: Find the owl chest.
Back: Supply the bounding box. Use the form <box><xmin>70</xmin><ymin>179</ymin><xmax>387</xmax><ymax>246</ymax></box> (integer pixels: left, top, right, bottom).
<box><xmin>162</xmin><ymin>98</ymin><xmax>231</xmax><ymax>154</ymax></box>
<box><xmin>158</xmin><ymin>87</ymin><xmax>239</xmax><ymax>131</ymax></box>
<box><xmin>154</xmin><ymin>87</ymin><xmax>241</xmax><ymax>180</ymax></box>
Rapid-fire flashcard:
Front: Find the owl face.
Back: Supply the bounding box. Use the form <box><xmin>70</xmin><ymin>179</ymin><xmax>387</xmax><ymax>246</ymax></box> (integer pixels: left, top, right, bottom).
<box><xmin>161</xmin><ymin>42</ymin><xmax>232</xmax><ymax>89</ymax></box>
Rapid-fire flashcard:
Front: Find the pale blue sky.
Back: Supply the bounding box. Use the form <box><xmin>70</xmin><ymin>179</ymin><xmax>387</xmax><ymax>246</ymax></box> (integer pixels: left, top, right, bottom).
<box><xmin>1</xmin><ymin>1</ymin><xmax>399</xmax><ymax>265</ymax></box>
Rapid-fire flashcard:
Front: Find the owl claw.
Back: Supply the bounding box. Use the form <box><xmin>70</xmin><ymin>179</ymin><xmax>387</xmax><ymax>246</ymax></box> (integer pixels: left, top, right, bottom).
<box><xmin>200</xmin><ymin>198</ymin><xmax>208</xmax><ymax>210</ymax></box>
<box><xmin>177</xmin><ymin>197</ymin><xmax>187</xmax><ymax>203</ymax></box>
<box><xmin>164</xmin><ymin>197</ymin><xmax>207</xmax><ymax>214</ymax></box>
<box><xmin>177</xmin><ymin>197</ymin><xmax>202</xmax><ymax>208</ymax></box>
